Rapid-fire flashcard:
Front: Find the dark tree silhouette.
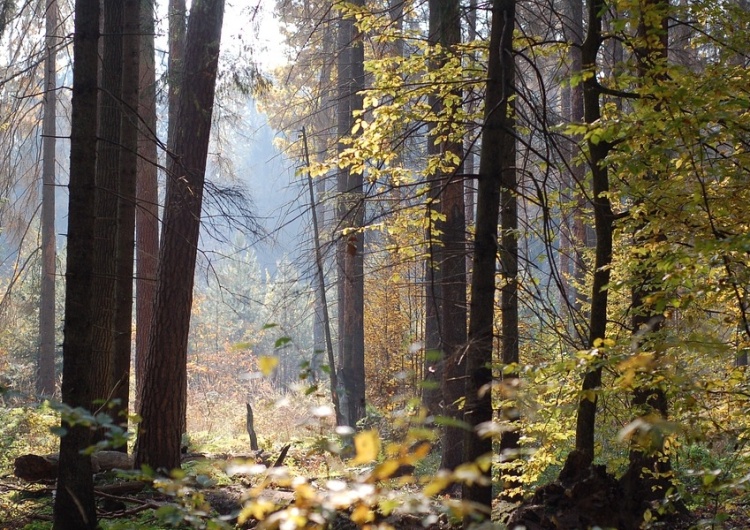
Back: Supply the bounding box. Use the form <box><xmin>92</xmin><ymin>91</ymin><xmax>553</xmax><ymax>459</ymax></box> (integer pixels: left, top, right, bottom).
<box><xmin>463</xmin><ymin>0</ymin><xmax>515</xmax><ymax>519</ymax></box>
<box><xmin>111</xmin><ymin>0</ymin><xmax>140</xmax><ymax>429</ymax></box>
<box><xmin>53</xmin><ymin>0</ymin><xmax>100</xmax><ymax>527</ymax></box>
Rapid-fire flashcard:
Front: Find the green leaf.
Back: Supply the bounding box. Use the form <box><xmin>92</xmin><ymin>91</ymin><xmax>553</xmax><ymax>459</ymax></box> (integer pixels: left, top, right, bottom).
<box><xmin>50</xmin><ymin>426</ymin><xmax>67</xmax><ymax>437</ymax></box>
<box><xmin>433</xmin><ymin>415</ymin><xmax>472</xmax><ymax>431</ymax></box>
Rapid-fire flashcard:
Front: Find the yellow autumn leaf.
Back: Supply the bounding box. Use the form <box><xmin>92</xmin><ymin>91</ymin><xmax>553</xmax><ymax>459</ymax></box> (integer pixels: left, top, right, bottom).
<box><xmin>258</xmin><ymin>356</ymin><xmax>279</xmax><ymax>377</ymax></box>
<box><xmin>371</xmin><ymin>459</ymin><xmax>400</xmax><ymax>480</ymax></box>
<box><xmin>351</xmin><ymin>503</ymin><xmax>375</xmax><ymax>525</ymax></box>
<box><xmin>410</xmin><ymin>440</ymin><xmax>432</xmax><ymax>460</ymax></box>
<box><xmin>423</xmin><ymin>472</ymin><xmax>452</xmax><ymax>496</ymax></box>
<box><xmin>352</xmin><ymin>430</ymin><xmax>380</xmax><ymax>464</ymax></box>
<box><xmin>237</xmin><ymin>499</ymin><xmax>276</xmax><ymax>523</ymax></box>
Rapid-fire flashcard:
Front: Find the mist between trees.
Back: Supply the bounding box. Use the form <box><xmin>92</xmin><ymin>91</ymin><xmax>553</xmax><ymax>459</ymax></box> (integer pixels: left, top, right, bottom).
<box><xmin>1</xmin><ymin>0</ymin><xmax>750</xmax><ymax>529</ymax></box>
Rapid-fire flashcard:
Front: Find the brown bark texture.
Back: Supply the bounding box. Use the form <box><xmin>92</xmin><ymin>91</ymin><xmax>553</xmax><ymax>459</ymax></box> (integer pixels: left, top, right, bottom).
<box><xmin>111</xmin><ymin>0</ymin><xmax>140</xmax><ymax>432</ymax></box>
<box><xmin>90</xmin><ymin>0</ymin><xmax>124</xmax><ymax>414</ymax></box>
<box><xmin>573</xmin><ymin>0</ymin><xmax>614</xmax><ymax>463</ymax></box>
<box><xmin>134</xmin><ymin>0</ymin><xmax>225</xmax><ymax>472</ymax></box>
<box><xmin>620</xmin><ymin>0</ymin><xmax>675</xmax><ymax>516</ymax></box>
<box><xmin>426</xmin><ymin>0</ymin><xmax>467</xmax><ymax>472</ymax></box>
<box><xmin>134</xmin><ymin>0</ymin><xmax>159</xmax><ymax>415</ymax></box>
<box><xmin>53</xmin><ymin>0</ymin><xmax>100</xmax><ymax>527</ymax></box>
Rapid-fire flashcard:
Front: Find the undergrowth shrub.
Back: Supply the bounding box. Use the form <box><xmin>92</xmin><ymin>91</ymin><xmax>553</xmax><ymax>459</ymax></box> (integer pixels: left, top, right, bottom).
<box><xmin>0</xmin><ymin>401</ymin><xmax>58</xmax><ymax>473</ymax></box>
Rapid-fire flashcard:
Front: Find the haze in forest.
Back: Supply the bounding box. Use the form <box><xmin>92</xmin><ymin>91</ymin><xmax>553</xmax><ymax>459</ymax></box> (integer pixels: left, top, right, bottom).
<box><xmin>3</xmin><ymin>1</ymin><xmax>750</xmax><ymax>529</ymax></box>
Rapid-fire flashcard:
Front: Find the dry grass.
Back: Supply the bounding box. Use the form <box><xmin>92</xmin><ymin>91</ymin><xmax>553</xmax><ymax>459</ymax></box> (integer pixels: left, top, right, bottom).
<box><xmin>186</xmin><ymin>378</ymin><xmax>337</xmax><ymax>454</ymax></box>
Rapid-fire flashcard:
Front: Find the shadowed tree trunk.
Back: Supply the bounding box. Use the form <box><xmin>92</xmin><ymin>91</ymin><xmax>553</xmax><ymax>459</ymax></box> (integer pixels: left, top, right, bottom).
<box><xmin>168</xmin><ymin>0</ymin><xmax>188</xmax><ymax>437</ymax></box>
<box><xmin>37</xmin><ymin>0</ymin><xmax>58</xmax><ymax>398</ymax></box>
<box><xmin>111</xmin><ymin>0</ymin><xmax>140</xmax><ymax>433</ymax></box>
<box><xmin>53</xmin><ymin>0</ymin><xmax>100</xmax><ymax>527</ymax></box>
<box><xmin>463</xmin><ymin>0</ymin><xmax>515</xmax><ymax>519</ymax></box>
<box><xmin>167</xmin><ymin>0</ymin><xmax>186</xmax><ymax>154</ymax></box>
<box><xmin>426</xmin><ymin>0</ymin><xmax>467</xmax><ymax>472</ymax></box>
<box><xmin>336</xmin><ymin>0</ymin><xmax>366</xmax><ymax>428</ymax></box>
<box><xmin>571</xmin><ymin>0</ymin><xmax>614</xmax><ymax>464</ymax></box>
<box><xmin>135</xmin><ymin>0</ymin><xmax>159</xmax><ymax>415</ymax></box>
<box><xmin>90</xmin><ymin>0</ymin><xmax>123</xmax><ymax>417</ymax></box>
<box><xmin>134</xmin><ymin>0</ymin><xmax>225</xmax><ymax>472</ymax></box>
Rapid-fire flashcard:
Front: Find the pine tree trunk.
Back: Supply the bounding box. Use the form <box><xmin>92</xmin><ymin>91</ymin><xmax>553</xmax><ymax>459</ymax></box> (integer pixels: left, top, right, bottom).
<box><xmin>37</xmin><ymin>0</ymin><xmax>58</xmax><ymax>398</ymax></box>
<box><xmin>134</xmin><ymin>0</ymin><xmax>159</xmax><ymax>415</ymax></box>
<box><xmin>111</xmin><ymin>0</ymin><xmax>140</xmax><ymax>434</ymax></box>
<box><xmin>53</xmin><ymin>0</ymin><xmax>100</xmax><ymax>527</ymax></box>
<box><xmin>90</xmin><ymin>0</ymin><xmax>124</xmax><ymax>417</ymax></box>
<box><xmin>134</xmin><ymin>0</ymin><xmax>225</xmax><ymax>472</ymax></box>
<box><xmin>427</xmin><ymin>0</ymin><xmax>467</xmax><ymax>472</ymax></box>
<box><xmin>620</xmin><ymin>0</ymin><xmax>674</xmax><ymax>517</ymax></box>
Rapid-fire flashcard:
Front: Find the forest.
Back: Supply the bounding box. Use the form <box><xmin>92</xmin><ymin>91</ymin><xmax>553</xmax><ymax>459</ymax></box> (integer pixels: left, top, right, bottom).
<box><xmin>0</xmin><ymin>0</ymin><xmax>749</xmax><ymax>528</ymax></box>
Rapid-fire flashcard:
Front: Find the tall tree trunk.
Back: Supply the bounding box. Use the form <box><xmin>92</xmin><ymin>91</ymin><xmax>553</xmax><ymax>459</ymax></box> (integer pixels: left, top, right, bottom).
<box><xmin>311</xmin><ymin>10</ymin><xmax>335</xmax><ymax>390</ymax></box>
<box><xmin>572</xmin><ymin>0</ymin><xmax>614</xmax><ymax>464</ymax></box>
<box><xmin>37</xmin><ymin>0</ymin><xmax>58</xmax><ymax>398</ymax></box>
<box><xmin>427</xmin><ymin>0</ymin><xmax>467</xmax><ymax>472</ymax></box>
<box><xmin>498</xmin><ymin>35</ymin><xmax>519</xmax><ymax>500</ymax></box>
<box><xmin>560</xmin><ymin>0</ymin><xmax>587</xmax><ymax>335</ymax></box>
<box><xmin>463</xmin><ymin>0</ymin><xmax>515</xmax><ymax>519</ymax></box>
<box><xmin>336</xmin><ymin>0</ymin><xmax>366</xmax><ymax>428</ymax></box>
<box><xmin>303</xmin><ymin>127</ymin><xmax>341</xmax><ymax>423</ymax></box>
<box><xmin>111</xmin><ymin>0</ymin><xmax>140</xmax><ymax>435</ymax></box>
<box><xmin>135</xmin><ymin>0</ymin><xmax>159</xmax><ymax>415</ymax></box>
<box><xmin>53</xmin><ymin>0</ymin><xmax>100</xmax><ymax>527</ymax></box>
<box><xmin>134</xmin><ymin>0</ymin><xmax>225</xmax><ymax>472</ymax></box>
<box><xmin>90</xmin><ymin>0</ymin><xmax>123</xmax><ymax>416</ymax></box>
<box><xmin>168</xmin><ymin>0</ymin><xmax>188</xmax><ymax>437</ymax></box>
<box><xmin>167</xmin><ymin>0</ymin><xmax>186</xmax><ymax>154</ymax></box>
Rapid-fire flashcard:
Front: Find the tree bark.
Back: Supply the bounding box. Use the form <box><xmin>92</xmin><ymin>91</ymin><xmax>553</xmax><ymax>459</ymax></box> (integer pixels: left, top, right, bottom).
<box><xmin>37</xmin><ymin>0</ymin><xmax>58</xmax><ymax>398</ymax></box>
<box><xmin>90</xmin><ymin>0</ymin><xmax>123</xmax><ymax>418</ymax></box>
<box><xmin>53</xmin><ymin>0</ymin><xmax>99</xmax><ymax>527</ymax></box>
<box><xmin>336</xmin><ymin>0</ymin><xmax>366</xmax><ymax>428</ymax></box>
<box><xmin>427</xmin><ymin>0</ymin><xmax>467</xmax><ymax>472</ymax></box>
<box><xmin>463</xmin><ymin>0</ymin><xmax>515</xmax><ymax>518</ymax></box>
<box><xmin>134</xmin><ymin>0</ymin><xmax>225</xmax><ymax>472</ymax></box>
<box><xmin>167</xmin><ymin>0</ymin><xmax>186</xmax><ymax>154</ymax></box>
<box><xmin>111</xmin><ymin>0</ymin><xmax>140</xmax><ymax>433</ymax></box>
<box><xmin>134</xmin><ymin>0</ymin><xmax>159</xmax><ymax>415</ymax></box>
<box><xmin>571</xmin><ymin>0</ymin><xmax>614</xmax><ymax>464</ymax></box>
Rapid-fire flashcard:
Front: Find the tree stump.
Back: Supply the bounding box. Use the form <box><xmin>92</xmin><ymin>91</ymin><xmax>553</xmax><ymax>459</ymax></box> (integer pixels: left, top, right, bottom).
<box><xmin>246</xmin><ymin>402</ymin><xmax>259</xmax><ymax>451</ymax></box>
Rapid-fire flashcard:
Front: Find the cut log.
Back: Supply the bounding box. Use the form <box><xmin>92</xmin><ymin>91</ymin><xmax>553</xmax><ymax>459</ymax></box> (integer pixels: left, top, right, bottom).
<box><xmin>14</xmin><ymin>451</ymin><xmax>133</xmax><ymax>482</ymax></box>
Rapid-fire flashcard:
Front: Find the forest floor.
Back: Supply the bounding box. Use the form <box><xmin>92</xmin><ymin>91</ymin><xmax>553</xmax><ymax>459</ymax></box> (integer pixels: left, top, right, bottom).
<box><xmin>0</xmin><ymin>447</ymin><xmax>458</xmax><ymax>530</ymax></box>
<box><xmin>4</xmin><ymin>449</ymin><xmax>750</xmax><ymax>529</ymax></box>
